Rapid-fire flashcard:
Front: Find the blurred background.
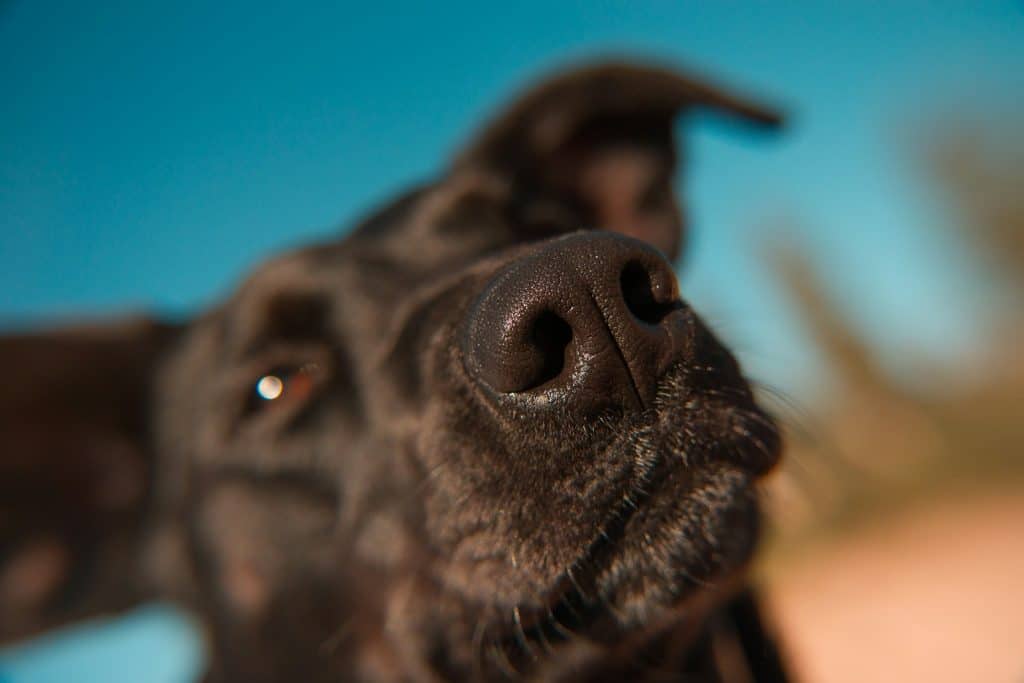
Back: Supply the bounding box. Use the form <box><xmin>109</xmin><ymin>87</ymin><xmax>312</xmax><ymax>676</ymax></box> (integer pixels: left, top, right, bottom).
<box><xmin>1</xmin><ymin>2</ymin><xmax>1022</xmax><ymax>681</ymax></box>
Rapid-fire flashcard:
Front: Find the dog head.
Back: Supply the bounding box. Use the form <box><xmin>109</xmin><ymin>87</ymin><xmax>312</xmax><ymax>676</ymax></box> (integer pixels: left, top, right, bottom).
<box><xmin>1</xmin><ymin>62</ymin><xmax>783</xmax><ymax>681</ymax></box>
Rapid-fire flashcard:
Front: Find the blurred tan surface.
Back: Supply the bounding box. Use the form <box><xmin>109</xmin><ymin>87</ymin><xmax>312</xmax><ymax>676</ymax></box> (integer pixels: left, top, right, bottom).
<box><xmin>766</xmin><ymin>493</ymin><xmax>1024</xmax><ymax>683</ymax></box>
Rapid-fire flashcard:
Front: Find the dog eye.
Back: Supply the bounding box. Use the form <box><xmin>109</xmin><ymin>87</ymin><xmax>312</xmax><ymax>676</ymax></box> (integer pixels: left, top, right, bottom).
<box><xmin>248</xmin><ymin>362</ymin><xmax>323</xmax><ymax>414</ymax></box>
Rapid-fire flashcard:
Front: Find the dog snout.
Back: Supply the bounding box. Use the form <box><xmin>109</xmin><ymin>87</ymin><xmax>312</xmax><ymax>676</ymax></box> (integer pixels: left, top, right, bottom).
<box><xmin>462</xmin><ymin>232</ymin><xmax>690</xmax><ymax>413</ymax></box>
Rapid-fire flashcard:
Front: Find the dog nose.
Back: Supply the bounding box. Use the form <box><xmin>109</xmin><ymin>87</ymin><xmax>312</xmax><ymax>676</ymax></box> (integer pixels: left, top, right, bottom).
<box><xmin>462</xmin><ymin>232</ymin><xmax>689</xmax><ymax>412</ymax></box>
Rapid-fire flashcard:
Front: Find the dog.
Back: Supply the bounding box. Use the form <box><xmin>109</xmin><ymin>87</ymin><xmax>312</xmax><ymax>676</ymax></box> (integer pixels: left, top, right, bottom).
<box><xmin>0</xmin><ymin>61</ymin><xmax>786</xmax><ymax>681</ymax></box>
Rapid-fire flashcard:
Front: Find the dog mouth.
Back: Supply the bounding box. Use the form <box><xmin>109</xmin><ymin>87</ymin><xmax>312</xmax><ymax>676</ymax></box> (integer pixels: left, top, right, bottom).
<box><xmin>489</xmin><ymin>365</ymin><xmax>781</xmax><ymax>665</ymax></box>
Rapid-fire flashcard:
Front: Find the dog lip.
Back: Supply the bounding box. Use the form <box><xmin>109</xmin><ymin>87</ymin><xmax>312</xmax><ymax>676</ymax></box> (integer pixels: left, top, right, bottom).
<box><xmin>497</xmin><ymin>374</ymin><xmax>779</xmax><ymax>648</ymax></box>
<box><xmin>692</xmin><ymin>396</ymin><xmax>783</xmax><ymax>476</ymax></box>
<box><xmin>490</xmin><ymin>427</ymin><xmax>657</xmax><ymax>639</ymax></box>
<box><xmin>504</xmin><ymin>461</ymin><xmax>762</xmax><ymax>655</ymax></box>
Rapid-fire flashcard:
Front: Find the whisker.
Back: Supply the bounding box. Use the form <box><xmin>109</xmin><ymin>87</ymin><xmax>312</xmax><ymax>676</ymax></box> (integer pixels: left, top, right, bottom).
<box><xmin>565</xmin><ymin>565</ymin><xmax>592</xmax><ymax>608</ymax></box>
<box><xmin>471</xmin><ymin>615</ymin><xmax>489</xmax><ymax>681</ymax></box>
<box><xmin>512</xmin><ymin>606</ymin><xmax>538</xmax><ymax>662</ymax></box>
<box><xmin>489</xmin><ymin>640</ymin><xmax>519</xmax><ymax>679</ymax></box>
<box><xmin>543</xmin><ymin>603</ymin><xmax>574</xmax><ymax>640</ymax></box>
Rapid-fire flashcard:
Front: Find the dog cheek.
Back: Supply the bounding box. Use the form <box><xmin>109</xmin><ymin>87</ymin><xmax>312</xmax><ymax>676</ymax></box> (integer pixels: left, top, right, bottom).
<box><xmin>0</xmin><ymin>537</ymin><xmax>69</xmax><ymax>615</ymax></box>
<box><xmin>415</xmin><ymin>436</ymin><xmax>615</xmax><ymax>607</ymax></box>
<box><xmin>198</xmin><ymin>483</ymin><xmax>337</xmax><ymax>619</ymax></box>
<box><xmin>353</xmin><ymin>511</ymin><xmax>416</xmax><ymax>569</ymax></box>
<box><xmin>413</xmin><ymin>413</ymin><xmax>535</xmax><ymax>602</ymax></box>
<box><xmin>414</xmin><ymin>398</ymin><xmax>631</xmax><ymax>598</ymax></box>
<box><xmin>199</xmin><ymin>491</ymin><xmax>275</xmax><ymax>619</ymax></box>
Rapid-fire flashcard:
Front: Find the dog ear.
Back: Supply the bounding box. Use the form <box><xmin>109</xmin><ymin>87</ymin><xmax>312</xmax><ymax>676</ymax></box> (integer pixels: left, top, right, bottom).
<box><xmin>453</xmin><ymin>61</ymin><xmax>783</xmax><ymax>262</ymax></box>
<box><xmin>0</xmin><ymin>317</ymin><xmax>181</xmax><ymax>642</ymax></box>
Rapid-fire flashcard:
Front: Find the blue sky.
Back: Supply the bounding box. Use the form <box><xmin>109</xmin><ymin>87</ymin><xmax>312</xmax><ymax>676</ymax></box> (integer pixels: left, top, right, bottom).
<box><xmin>1</xmin><ymin>3</ymin><xmax>1022</xmax><ymax>679</ymax></box>
<box><xmin>3</xmin><ymin>2</ymin><xmax>1023</xmax><ymax>396</ymax></box>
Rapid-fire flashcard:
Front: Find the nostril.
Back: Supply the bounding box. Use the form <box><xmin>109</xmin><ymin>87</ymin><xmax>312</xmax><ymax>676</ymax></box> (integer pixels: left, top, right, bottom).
<box><xmin>620</xmin><ymin>261</ymin><xmax>681</xmax><ymax>325</ymax></box>
<box><xmin>523</xmin><ymin>310</ymin><xmax>573</xmax><ymax>391</ymax></box>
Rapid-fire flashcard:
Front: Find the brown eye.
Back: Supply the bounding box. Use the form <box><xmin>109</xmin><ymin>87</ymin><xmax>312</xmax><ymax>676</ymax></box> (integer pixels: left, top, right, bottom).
<box><xmin>249</xmin><ymin>362</ymin><xmax>322</xmax><ymax>414</ymax></box>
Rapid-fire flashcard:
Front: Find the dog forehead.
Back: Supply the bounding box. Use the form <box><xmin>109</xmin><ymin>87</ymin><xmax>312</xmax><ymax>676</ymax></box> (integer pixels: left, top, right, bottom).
<box><xmin>216</xmin><ymin>236</ymin><xmax>453</xmax><ymax>361</ymax></box>
<box><xmin>237</xmin><ymin>243</ymin><xmax>349</xmax><ymax>294</ymax></box>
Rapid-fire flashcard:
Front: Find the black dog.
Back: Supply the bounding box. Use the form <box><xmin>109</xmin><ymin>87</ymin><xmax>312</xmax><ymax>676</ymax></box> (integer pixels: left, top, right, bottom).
<box><xmin>0</xmin><ymin>61</ymin><xmax>786</xmax><ymax>682</ymax></box>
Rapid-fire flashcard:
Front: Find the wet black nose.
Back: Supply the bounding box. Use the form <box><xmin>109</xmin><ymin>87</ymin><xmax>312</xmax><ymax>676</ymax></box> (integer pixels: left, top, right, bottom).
<box><xmin>462</xmin><ymin>232</ymin><xmax>690</xmax><ymax>413</ymax></box>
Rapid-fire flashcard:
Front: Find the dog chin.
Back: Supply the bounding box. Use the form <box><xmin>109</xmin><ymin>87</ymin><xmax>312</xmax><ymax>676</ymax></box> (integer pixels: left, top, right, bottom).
<box><xmin>498</xmin><ymin>451</ymin><xmax>763</xmax><ymax>649</ymax></box>
<box><xmin>597</xmin><ymin>462</ymin><xmax>763</xmax><ymax>629</ymax></box>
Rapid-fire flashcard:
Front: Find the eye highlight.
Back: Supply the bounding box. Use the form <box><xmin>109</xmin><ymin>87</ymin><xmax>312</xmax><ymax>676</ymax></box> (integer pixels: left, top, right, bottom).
<box><xmin>256</xmin><ymin>374</ymin><xmax>285</xmax><ymax>400</ymax></box>
<box><xmin>246</xmin><ymin>361</ymin><xmax>325</xmax><ymax>419</ymax></box>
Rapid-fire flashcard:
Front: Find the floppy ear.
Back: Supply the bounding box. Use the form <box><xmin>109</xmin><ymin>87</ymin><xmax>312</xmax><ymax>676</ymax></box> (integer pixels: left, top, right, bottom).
<box><xmin>453</xmin><ymin>60</ymin><xmax>784</xmax><ymax>262</ymax></box>
<box><xmin>0</xmin><ymin>317</ymin><xmax>181</xmax><ymax>642</ymax></box>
